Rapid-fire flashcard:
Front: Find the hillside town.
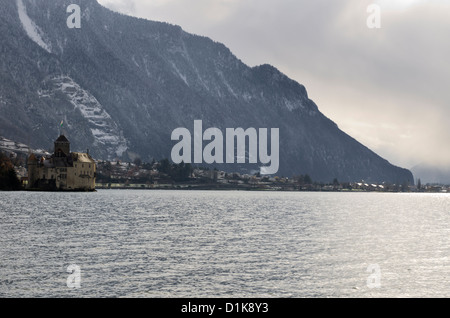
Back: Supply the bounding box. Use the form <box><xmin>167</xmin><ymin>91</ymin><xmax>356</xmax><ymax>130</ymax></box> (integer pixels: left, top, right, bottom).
<box><xmin>92</xmin><ymin>159</ymin><xmax>449</xmax><ymax>193</ymax></box>
<box><xmin>2</xmin><ymin>151</ymin><xmax>450</xmax><ymax>193</ymax></box>
<box><xmin>1</xmin><ymin>135</ymin><xmax>449</xmax><ymax>193</ymax></box>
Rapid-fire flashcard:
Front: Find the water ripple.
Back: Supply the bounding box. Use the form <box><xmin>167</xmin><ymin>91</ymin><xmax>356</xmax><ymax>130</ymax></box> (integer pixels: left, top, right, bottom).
<box><xmin>0</xmin><ymin>190</ymin><xmax>449</xmax><ymax>297</ymax></box>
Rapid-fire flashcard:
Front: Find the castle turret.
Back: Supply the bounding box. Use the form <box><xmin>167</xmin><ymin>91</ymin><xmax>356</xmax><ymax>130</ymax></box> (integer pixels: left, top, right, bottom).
<box><xmin>27</xmin><ymin>153</ymin><xmax>38</xmax><ymax>189</ymax></box>
<box><xmin>54</xmin><ymin>135</ymin><xmax>70</xmax><ymax>157</ymax></box>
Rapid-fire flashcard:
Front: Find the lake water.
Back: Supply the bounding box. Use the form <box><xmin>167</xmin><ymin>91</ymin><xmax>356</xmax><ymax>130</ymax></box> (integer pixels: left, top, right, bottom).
<box><xmin>0</xmin><ymin>190</ymin><xmax>448</xmax><ymax>298</ymax></box>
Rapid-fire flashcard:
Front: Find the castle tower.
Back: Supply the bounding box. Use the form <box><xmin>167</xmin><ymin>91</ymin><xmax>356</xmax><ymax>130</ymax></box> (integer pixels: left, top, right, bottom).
<box><xmin>54</xmin><ymin>135</ymin><xmax>70</xmax><ymax>157</ymax></box>
<box><xmin>27</xmin><ymin>153</ymin><xmax>38</xmax><ymax>189</ymax></box>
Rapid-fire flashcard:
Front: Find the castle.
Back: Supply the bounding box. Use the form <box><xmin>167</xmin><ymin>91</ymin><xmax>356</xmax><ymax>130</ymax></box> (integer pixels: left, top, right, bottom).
<box><xmin>27</xmin><ymin>135</ymin><xmax>96</xmax><ymax>191</ymax></box>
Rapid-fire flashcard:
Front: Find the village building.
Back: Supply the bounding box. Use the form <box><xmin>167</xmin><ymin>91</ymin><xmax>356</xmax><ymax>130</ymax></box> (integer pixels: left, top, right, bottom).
<box><xmin>27</xmin><ymin>135</ymin><xmax>96</xmax><ymax>191</ymax></box>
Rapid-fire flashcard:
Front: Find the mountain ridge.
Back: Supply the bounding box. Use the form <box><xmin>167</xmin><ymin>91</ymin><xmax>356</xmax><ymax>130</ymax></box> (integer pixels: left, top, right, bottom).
<box><xmin>0</xmin><ymin>0</ymin><xmax>414</xmax><ymax>183</ymax></box>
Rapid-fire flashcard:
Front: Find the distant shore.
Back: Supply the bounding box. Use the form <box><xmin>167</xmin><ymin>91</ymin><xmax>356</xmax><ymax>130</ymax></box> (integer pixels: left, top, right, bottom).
<box><xmin>3</xmin><ymin>186</ymin><xmax>449</xmax><ymax>193</ymax></box>
<box><xmin>94</xmin><ymin>182</ymin><xmax>449</xmax><ymax>193</ymax></box>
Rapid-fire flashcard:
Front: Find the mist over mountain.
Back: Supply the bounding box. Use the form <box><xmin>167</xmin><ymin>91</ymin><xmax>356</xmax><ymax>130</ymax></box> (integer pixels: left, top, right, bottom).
<box><xmin>411</xmin><ymin>163</ymin><xmax>450</xmax><ymax>185</ymax></box>
<box><xmin>0</xmin><ymin>0</ymin><xmax>413</xmax><ymax>183</ymax></box>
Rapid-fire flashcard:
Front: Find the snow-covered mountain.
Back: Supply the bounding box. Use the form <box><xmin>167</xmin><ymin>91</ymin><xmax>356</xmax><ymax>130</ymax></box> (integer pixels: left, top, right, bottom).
<box><xmin>0</xmin><ymin>135</ymin><xmax>50</xmax><ymax>160</ymax></box>
<box><xmin>0</xmin><ymin>0</ymin><xmax>413</xmax><ymax>183</ymax></box>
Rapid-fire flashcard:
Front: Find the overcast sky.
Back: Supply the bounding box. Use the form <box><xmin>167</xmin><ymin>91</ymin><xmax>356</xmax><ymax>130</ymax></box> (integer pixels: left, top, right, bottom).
<box><xmin>97</xmin><ymin>0</ymin><xmax>450</xmax><ymax>169</ymax></box>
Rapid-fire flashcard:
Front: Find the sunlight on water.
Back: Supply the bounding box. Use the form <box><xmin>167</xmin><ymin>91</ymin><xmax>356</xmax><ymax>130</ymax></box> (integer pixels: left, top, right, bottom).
<box><xmin>0</xmin><ymin>190</ymin><xmax>449</xmax><ymax>297</ymax></box>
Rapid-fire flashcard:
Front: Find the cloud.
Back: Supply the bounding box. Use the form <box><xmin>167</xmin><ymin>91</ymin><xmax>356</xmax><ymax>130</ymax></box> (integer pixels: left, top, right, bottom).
<box><xmin>97</xmin><ymin>0</ymin><xmax>450</xmax><ymax>168</ymax></box>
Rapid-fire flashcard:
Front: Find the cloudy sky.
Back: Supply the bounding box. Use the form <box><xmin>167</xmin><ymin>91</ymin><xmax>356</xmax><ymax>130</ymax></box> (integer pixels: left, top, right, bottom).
<box><xmin>97</xmin><ymin>0</ymin><xmax>450</xmax><ymax>169</ymax></box>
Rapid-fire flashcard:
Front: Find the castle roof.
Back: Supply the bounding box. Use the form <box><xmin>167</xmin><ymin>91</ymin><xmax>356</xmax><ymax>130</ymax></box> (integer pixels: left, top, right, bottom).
<box><xmin>71</xmin><ymin>152</ymin><xmax>95</xmax><ymax>163</ymax></box>
<box><xmin>55</xmin><ymin>135</ymin><xmax>69</xmax><ymax>142</ymax></box>
<box><xmin>28</xmin><ymin>153</ymin><xmax>37</xmax><ymax>162</ymax></box>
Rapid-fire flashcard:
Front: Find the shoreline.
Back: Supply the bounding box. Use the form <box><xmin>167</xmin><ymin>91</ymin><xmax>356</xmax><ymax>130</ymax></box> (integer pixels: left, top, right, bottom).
<box><xmin>3</xmin><ymin>184</ymin><xmax>449</xmax><ymax>194</ymax></box>
<box><xmin>94</xmin><ymin>185</ymin><xmax>448</xmax><ymax>194</ymax></box>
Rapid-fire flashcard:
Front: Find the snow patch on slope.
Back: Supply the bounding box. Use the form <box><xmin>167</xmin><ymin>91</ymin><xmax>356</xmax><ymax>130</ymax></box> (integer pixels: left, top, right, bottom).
<box><xmin>39</xmin><ymin>76</ymin><xmax>129</xmax><ymax>158</ymax></box>
<box><xmin>17</xmin><ymin>0</ymin><xmax>52</xmax><ymax>53</ymax></box>
<box><xmin>170</xmin><ymin>61</ymin><xmax>189</xmax><ymax>86</ymax></box>
<box><xmin>217</xmin><ymin>70</ymin><xmax>237</xmax><ymax>98</ymax></box>
<box><xmin>55</xmin><ymin>76</ymin><xmax>128</xmax><ymax>157</ymax></box>
<box><xmin>283</xmin><ymin>98</ymin><xmax>301</xmax><ymax>111</ymax></box>
<box><xmin>0</xmin><ymin>136</ymin><xmax>49</xmax><ymax>157</ymax></box>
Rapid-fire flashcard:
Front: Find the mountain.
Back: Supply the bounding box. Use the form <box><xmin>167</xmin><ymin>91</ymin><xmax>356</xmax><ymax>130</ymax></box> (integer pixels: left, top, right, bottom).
<box><xmin>0</xmin><ymin>135</ymin><xmax>48</xmax><ymax>157</ymax></box>
<box><xmin>411</xmin><ymin>163</ymin><xmax>450</xmax><ymax>185</ymax></box>
<box><xmin>0</xmin><ymin>0</ymin><xmax>413</xmax><ymax>183</ymax></box>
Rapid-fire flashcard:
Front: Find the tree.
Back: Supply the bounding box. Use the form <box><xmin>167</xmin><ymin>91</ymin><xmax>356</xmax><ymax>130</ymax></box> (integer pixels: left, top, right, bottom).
<box><xmin>0</xmin><ymin>153</ymin><xmax>22</xmax><ymax>191</ymax></box>
<box><xmin>142</xmin><ymin>162</ymin><xmax>153</xmax><ymax>170</ymax></box>
<box><xmin>158</xmin><ymin>158</ymin><xmax>171</xmax><ymax>174</ymax></box>
<box><xmin>304</xmin><ymin>174</ymin><xmax>312</xmax><ymax>184</ymax></box>
<box><xmin>133</xmin><ymin>157</ymin><xmax>142</xmax><ymax>167</ymax></box>
<box><xmin>104</xmin><ymin>161</ymin><xmax>112</xmax><ymax>171</ymax></box>
<box><xmin>401</xmin><ymin>181</ymin><xmax>409</xmax><ymax>192</ymax></box>
<box><xmin>171</xmin><ymin>162</ymin><xmax>192</xmax><ymax>181</ymax></box>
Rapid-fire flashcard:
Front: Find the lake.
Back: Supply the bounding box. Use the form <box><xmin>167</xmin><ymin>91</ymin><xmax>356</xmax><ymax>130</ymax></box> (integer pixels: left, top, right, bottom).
<box><xmin>0</xmin><ymin>190</ymin><xmax>448</xmax><ymax>297</ymax></box>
